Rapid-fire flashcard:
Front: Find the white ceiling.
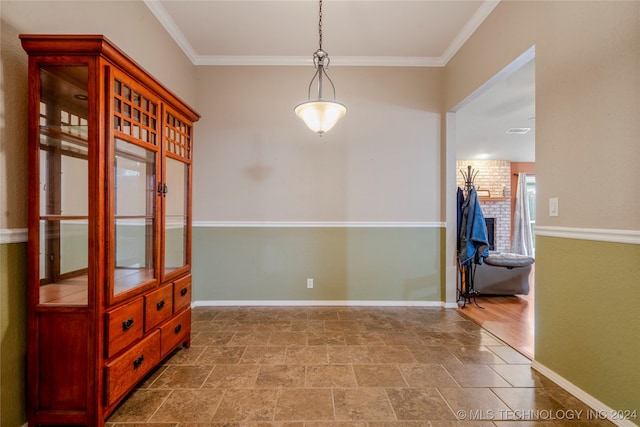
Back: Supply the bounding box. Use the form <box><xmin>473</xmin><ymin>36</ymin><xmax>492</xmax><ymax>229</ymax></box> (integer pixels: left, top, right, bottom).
<box><xmin>145</xmin><ymin>0</ymin><xmax>534</xmax><ymax>162</ymax></box>
<box><xmin>456</xmin><ymin>59</ymin><xmax>535</xmax><ymax>162</ymax></box>
<box><xmin>145</xmin><ymin>0</ymin><xmax>500</xmax><ymax>66</ymax></box>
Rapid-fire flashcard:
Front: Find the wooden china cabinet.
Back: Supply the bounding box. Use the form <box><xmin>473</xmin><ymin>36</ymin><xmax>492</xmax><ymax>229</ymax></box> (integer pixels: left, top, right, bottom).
<box><xmin>21</xmin><ymin>35</ymin><xmax>200</xmax><ymax>426</ymax></box>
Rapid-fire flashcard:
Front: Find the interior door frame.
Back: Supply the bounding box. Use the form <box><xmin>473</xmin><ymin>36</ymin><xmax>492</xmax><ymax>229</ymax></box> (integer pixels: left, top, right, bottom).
<box><xmin>444</xmin><ymin>46</ymin><xmax>536</xmax><ymax>306</ymax></box>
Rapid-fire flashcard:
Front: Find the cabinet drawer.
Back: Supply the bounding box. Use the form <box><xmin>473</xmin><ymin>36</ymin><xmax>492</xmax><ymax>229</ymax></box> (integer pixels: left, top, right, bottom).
<box><xmin>104</xmin><ymin>329</ymin><xmax>160</xmax><ymax>406</ymax></box>
<box><xmin>105</xmin><ymin>298</ymin><xmax>144</xmax><ymax>358</ymax></box>
<box><xmin>160</xmin><ymin>307</ymin><xmax>191</xmax><ymax>357</ymax></box>
<box><xmin>173</xmin><ymin>275</ymin><xmax>192</xmax><ymax>312</ymax></box>
<box><xmin>145</xmin><ymin>283</ymin><xmax>173</xmax><ymax>332</ymax></box>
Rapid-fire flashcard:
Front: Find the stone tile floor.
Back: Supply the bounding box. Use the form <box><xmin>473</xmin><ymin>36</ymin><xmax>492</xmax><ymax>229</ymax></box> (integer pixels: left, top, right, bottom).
<box><xmin>106</xmin><ymin>306</ymin><xmax>614</xmax><ymax>426</ymax></box>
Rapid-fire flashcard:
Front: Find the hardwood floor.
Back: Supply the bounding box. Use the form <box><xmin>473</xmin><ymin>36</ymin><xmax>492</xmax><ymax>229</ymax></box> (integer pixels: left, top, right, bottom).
<box><xmin>457</xmin><ymin>266</ymin><xmax>535</xmax><ymax>359</ymax></box>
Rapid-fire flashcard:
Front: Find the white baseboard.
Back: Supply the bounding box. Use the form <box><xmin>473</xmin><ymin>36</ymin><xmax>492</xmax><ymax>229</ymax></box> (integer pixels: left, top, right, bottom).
<box><xmin>193</xmin><ymin>300</ymin><xmax>450</xmax><ymax>308</ymax></box>
<box><xmin>532</xmin><ymin>360</ymin><xmax>638</xmax><ymax>427</ymax></box>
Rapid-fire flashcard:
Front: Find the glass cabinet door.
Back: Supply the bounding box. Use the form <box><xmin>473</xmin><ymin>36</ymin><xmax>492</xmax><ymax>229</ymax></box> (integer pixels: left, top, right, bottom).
<box><xmin>113</xmin><ymin>139</ymin><xmax>157</xmax><ymax>296</ymax></box>
<box><xmin>162</xmin><ymin>109</ymin><xmax>193</xmax><ymax>280</ymax></box>
<box><xmin>38</xmin><ymin>65</ymin><xmax>89</xmax><ymax>305</ymax></box>
<box><xmin>111</xmin><ymin>75</ymin><xmax>160</xmax><ymax>299</ymax></box>
<box><xmin>163</xmin><ymin>157</ymin><xmax>188</xmax><ymax>275</ymax></box>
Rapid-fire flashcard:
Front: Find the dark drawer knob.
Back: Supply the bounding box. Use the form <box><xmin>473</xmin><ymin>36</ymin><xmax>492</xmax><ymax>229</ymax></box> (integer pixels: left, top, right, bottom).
<box><xmin>180</xmin><ymin>288</ymin><xmax>188</xmax><ymax>297</ymax></box>
<box><xmin>133</xmin><ymin>355</ymin><xmax>144</xmax><ymax>369</ymax></box>
<box><xmin>122</xmin><ymin>318</ymin><xmax>134</xmax><ymax>331</ymax></box>
<box><xmin>174</xmin><ymin>324</ymin><xmax>182</xmax><ymax>334</ymax></box>
<box><xmin>156</xmin><ymin>300</ymin><xmax>165</xmax><ymax>311</ymax></box>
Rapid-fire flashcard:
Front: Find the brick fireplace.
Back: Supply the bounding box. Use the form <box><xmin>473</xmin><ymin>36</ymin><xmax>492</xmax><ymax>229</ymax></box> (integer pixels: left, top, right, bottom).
<box><xmin>457</xmin><ymin>160</ymin><xmax>511</xmax><ymax>252</ymax></box>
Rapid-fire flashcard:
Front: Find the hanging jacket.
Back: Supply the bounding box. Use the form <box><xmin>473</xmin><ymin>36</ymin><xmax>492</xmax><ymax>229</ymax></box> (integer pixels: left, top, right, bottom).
<box><xmin>458</xmin><ymin>188</ymin><xmax>489</xmax><ymax>266</ymax></box>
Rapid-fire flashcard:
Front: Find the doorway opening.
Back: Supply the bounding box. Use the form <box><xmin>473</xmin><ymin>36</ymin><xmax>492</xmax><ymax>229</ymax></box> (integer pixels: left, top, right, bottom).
<box><xmin>448</xmin><ymin>47</ymin><xmax>536</xmax><ymax>359</ymax></box>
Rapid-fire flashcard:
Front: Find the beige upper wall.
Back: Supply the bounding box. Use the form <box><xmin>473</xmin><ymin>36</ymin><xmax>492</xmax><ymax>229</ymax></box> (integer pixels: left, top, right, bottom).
<box><xmin>0</xmin><ymin>18</ymin><xmax>29</xmax><ymax>230</ymax></box>
<box><xmin>2</xmin><ymin>1</ymin><xmax>443</xmax><ymax>228</ymax></box>
<box><xmin>1</xmin><ymin>1</ymin><xmax>196</xmax><ymax>105</ymax></box>
<box><xmin>0</xmin><ymin>1</ymin><xmax>197</xmax><ymax>230</ymax></box>
<box><xmin>5</xmin><ymin>0</ymin><xmax>637</xmax><ymax>229</ymax></box>
<box><xmin>193</xmin><ymin>66</ymin><xmax>443</xmax><ymax>222</ymax></box>
<box><xmin>446</xmin><ymin>0</ymin><xmax>640</xmax><ymax>230</ymax></box>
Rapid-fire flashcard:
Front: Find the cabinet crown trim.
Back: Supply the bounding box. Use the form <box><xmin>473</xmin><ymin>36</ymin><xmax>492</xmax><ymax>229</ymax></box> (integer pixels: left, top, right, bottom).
<box><xmin>20</xmin><ymin>34</ymin><xmax>200</xmax><ymax>121</ymax></box>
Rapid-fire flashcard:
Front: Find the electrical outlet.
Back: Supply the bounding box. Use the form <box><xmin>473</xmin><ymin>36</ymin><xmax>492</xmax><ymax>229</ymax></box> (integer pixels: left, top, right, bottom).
<box><xmin>307</xmin><ymin>278</ymin><xmax>314</xmax><ymax>289</ymax></box>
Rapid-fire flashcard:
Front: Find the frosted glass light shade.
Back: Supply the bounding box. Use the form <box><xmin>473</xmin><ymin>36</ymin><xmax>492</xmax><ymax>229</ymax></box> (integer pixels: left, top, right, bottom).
<box><xmin>295</xmin><ymin>100</ymin><xmax>347</xmax><ymax>135</ymax></box>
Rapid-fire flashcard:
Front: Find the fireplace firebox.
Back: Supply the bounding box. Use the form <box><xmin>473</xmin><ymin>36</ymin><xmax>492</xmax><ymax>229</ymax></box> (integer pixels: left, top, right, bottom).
<box><xmin>485</xmin><ymin>217</ymin><xmax>495</xmax><ymax>251</ymax></box>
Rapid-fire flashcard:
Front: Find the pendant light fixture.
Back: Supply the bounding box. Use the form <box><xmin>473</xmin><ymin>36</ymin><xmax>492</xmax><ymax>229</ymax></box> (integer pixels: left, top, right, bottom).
<box><xmin>295</xmin><ymin>0</ymin><xmax>346</xmax><ymax>136</ymax></box>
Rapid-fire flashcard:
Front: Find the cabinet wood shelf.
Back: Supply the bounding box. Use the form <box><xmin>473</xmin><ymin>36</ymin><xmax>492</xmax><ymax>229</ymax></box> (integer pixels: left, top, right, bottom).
<box><xmin>115</xmin><ymin>215</ymin><xmax>155</xmax><ymax>219</ymax></box>
<box><xmin>40</xmin><ymin>125</ymin><xmax>89</xmax><ymax>143</ymax></box>
<box><xmin>39</xmin><ymin>215</ymin><xmax>89</xmax><ymax>220</ymax></box>
<box><xmin>40</xmin><ymin>281</ymin><xmax>88</xmax><ymax>305</ymax></box>
<box><xmin>22</xmin><ymin>34</ymin><xmax>200</xmax><ymax>427</ymax></box>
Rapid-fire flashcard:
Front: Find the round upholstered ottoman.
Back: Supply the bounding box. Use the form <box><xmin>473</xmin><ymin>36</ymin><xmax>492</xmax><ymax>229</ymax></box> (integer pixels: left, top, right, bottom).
<box><xmin>484</xmin><ymin>252</ymin><xmax>535</xmax><ymax>269</ymax></box>
<box><xmin>474</xmin><ymin>252</ymin><xmax>535</xmax><ymax>295</ymax></box>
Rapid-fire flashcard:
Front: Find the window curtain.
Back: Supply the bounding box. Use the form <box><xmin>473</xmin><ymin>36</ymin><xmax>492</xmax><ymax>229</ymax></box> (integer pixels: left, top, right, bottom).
<box><xmin>511</xmin><ymin>173</ymin><xmax>534</xmax><ymax>256</ymax></box>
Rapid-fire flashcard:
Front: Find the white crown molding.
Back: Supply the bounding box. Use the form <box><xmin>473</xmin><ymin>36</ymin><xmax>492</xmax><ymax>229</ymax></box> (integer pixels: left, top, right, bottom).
<box><xmin>535</xmin><ymin>226</ymin><xmax>640</xmax><ymax>245</ymax></box>
<box><xmin>440</xmin><ymin>0</ymin><xmax>501</xmax><ymax>64</ymax></box>
<box><xmin>195</xmin><ymin>55</ymin><xmax>445</xmax><ymax>67</ymax></box>
<box><xmin>145</xmin><ymin>0</ymin><xmax>500</xmax><ymax>67</ymax></box>
<box><xmin>0</xmin><ymin>228</ymin><xmax>28</xmax><ymax>244</ymax></box>
<box><xmin>144</xmin><ymin>0</ymin><xmax>199</xmax><ymax>63</ymax></box>
<box><xmin>193</xmin><ymin>300</ymin><xmax>447</xmax><ymax>308</ymax></box>
<box><xmin>193</xmin><ymin>221</ymin><xmax>444</xmax><ymax>228</ymax></box>
<box><xmin>532</xmin><ymin>360</ymin><xmax>637</xmax><ymax>427</ymax></box>
<box><xmin>332</xmin><ymin>56</ymin><xmax>444</xmax><ymax>67</ymax></box>
<box><xmin>195</xmin><ymin>56</ymin><xmax>311</xmax><ymax>67</ymax></box>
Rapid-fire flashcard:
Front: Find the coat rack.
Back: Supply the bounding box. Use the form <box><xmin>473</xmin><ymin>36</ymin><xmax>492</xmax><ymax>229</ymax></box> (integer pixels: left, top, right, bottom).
<box><xmin>460</xmin><ymin>165</ymin><xmax>478</xmax><ymax>196</ymax></box>
<box><xmin>457</xmin><ymin>165</ymin><xmax>488</xmax><ymax>308</ymax></box>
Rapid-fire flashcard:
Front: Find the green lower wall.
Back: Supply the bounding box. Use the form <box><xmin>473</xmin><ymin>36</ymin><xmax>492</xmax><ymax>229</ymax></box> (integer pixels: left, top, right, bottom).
<box><xmin>192</xmin><ymin>226</ymin><xmax>443</xmax><ymax>302</ymax></box>
<box><xmin>0</xmin><ymin>243</ymin><xmax>27</xmax><ymax>427</ymax></box>
<box><xmin>535</xmin><ymin>236</ymin><xmax>640</xmax><ymax>420</ymax></box>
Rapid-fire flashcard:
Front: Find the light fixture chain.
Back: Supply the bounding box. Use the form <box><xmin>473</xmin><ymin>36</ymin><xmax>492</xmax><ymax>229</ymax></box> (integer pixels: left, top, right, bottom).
<box><xmin>318</xmin><ymin>0</ymin><xmax>323</xmax><ymax>51</ymax></box>
<box><xmin>295</xmin><ymin>0</ymin><xmax>346</xmax><ymax>136</ymax></box>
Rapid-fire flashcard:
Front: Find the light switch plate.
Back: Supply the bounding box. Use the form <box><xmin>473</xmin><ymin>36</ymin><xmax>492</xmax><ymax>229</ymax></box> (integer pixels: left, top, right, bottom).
<box><xmin>549</xmin><ymin>197</ymin><xmax>559</xmax><ymax>217</ymax></box>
